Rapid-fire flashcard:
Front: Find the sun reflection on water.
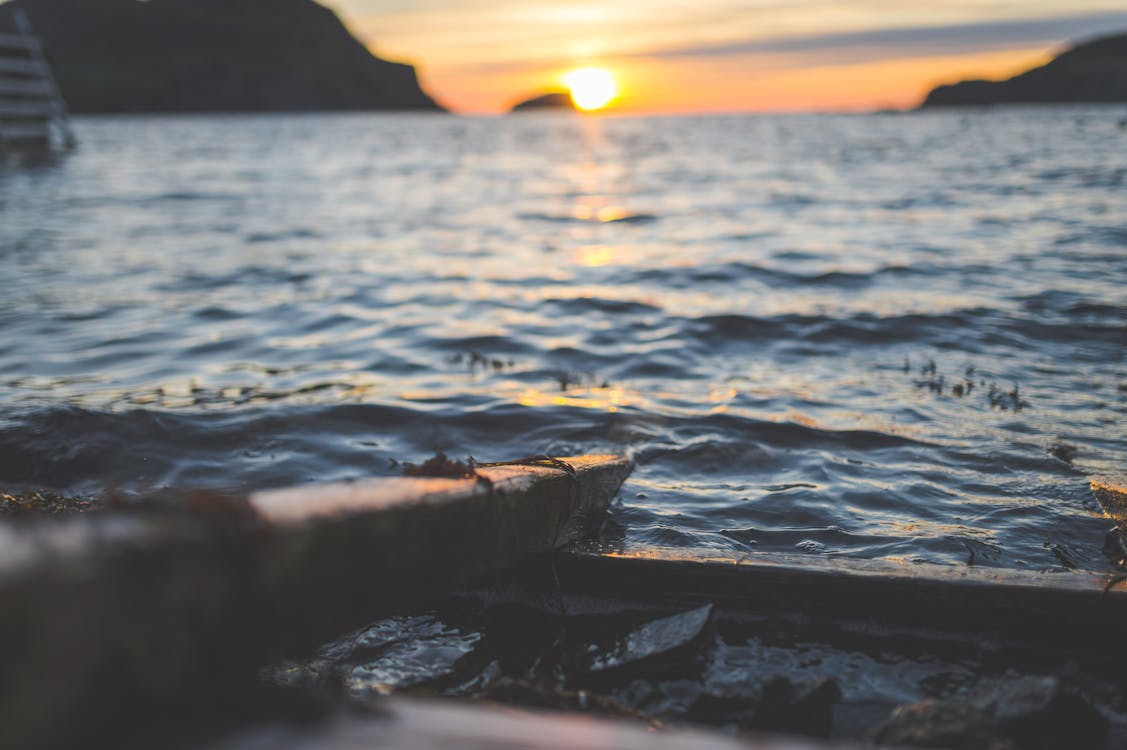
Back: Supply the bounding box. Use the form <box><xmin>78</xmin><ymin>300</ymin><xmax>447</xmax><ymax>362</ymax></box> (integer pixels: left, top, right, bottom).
<box><xmin>573</xmin><ymin>245</ymin><xmax>617</xmax><ymax>266</ymax></box>
<box><xmin>517</xmin><ymin>385</ymin><xmax>633</xmax><ymax>412</ymax></box>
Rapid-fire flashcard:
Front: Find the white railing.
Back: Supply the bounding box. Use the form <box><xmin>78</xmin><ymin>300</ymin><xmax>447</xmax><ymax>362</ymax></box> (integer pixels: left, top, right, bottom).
<box><xmin>0</xmin><ymin>7</ymin><xmax>75</xmax><ymax>150</ymax></box>
<box><xmin>0</xmin><ymin>32</ymin><xmax>35</xmax><ymax>50</ymax></box>
<box><xmin>0</xmin><ymin>77</ymin><xmax>45</xmax><ymax>96</ymax></box>
<box><xmin>0</xmin><ymin>56</ymin><xmax>37</xmax><ymax>75</ymax></box>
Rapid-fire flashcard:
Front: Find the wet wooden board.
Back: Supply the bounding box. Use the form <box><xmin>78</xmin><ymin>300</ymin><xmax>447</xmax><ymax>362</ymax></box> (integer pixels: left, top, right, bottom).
<box><xmin>0</xmin><ymin>512</ymin><xmax>267</xmax><ymax>750</ymax></box>
<box><xmin>205</xmin><ymin>696</ymin><xmax>859</xmax><ymax>750</ymax></box>
<box><xmin>254</xmin><ymin>455</ymin><xmax>634</xmax><ymax>643</ymax></box>
<box><xmin>557</xmin><ymin>548</ymin><xmax>1127</xmax><ymax>655</ymax></box>
<box><xmin>0</xmin><ymin>455</ymin><xmax>633</xmax><ymax>750</ymax></box>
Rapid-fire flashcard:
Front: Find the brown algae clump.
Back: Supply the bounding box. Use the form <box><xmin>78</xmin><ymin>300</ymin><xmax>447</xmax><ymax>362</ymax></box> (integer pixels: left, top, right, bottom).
<box><xmin>0</xmin><ymin>490</ymin><xmax>96</xmax><ymax>517</ymax></box>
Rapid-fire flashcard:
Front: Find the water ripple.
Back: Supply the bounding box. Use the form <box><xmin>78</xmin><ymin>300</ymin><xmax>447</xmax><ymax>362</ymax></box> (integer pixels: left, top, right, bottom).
<box><xmin>1</xmin><ymin>109</ymin><xmax>1124</xmax><ymax>572</ymax></box>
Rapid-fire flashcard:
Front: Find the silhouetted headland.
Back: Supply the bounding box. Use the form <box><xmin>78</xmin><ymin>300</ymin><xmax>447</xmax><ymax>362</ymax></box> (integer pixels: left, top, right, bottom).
<box><xmin>510</xmin><ymin>92</ymin><xmax>575</xmax><ymax>113</ymax></box>
<box><xmin>1</xmin><ymin>0</ymin><xmax>443</xmax><ymax>113</ymax></box>
<box><xmin>922</xmin><ymin>31</ymin><xmax>1127</xmax><ymax>107</ymax></box>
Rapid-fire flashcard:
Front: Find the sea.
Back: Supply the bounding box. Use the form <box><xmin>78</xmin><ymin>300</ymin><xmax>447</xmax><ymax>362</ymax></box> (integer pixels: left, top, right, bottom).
<box><xmin>1</xmin><ymin>108</ymin><xmax>1124</xmax><ymax>572</ymax></box>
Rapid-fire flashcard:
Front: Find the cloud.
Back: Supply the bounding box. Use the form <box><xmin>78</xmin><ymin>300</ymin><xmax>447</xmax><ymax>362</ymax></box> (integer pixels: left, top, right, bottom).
<box><xmin>634</xmin><ymin>10</ymin><xmax>1127</xmax><ymax>63</ymax></box>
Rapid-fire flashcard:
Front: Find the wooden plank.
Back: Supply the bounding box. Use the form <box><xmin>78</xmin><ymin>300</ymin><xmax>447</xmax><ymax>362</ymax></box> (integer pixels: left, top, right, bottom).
<box><xmin>254</xmin><ymin>454</ymin><xmax>633</xmax><ymax>644</ymax></box>
<box><xmin>0</xmin><ymin>513</ymin><xmax>267</xmax><ymax>750</ymax></box>
<box><xmin>206</xmin><ymin>695</ymin><xmax>853</xmax><ymax>750</ymax></box>
<box><xmin>556</xmin><ymin>549</ymin><xmax>1127</xmax><ymax>655</ymax></box>
<box><xmin>0</xmin><ymin>455</ymin><xmax>633</xmax><ymax>749</ymax></box>
<box><xmin>0</xmin><ymin>57</ymin><xmax>39</xmax><ymax>75</ymax></box>
<box><xmin>0</xmin><ymin>99</ymin><xmax>51</xmax><ymax>117</ymax></box>
<box><xmin>0</xmin><ymin>77</ymin><xmax>46</xmax><ymax>96</ymax></box>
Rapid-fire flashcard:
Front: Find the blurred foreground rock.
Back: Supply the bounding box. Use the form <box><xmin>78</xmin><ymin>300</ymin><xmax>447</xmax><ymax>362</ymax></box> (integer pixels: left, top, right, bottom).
<box><xmin>875</xmin><ymin>675</ymin><xmax>1108</xmax><ymax>749</ymax></box>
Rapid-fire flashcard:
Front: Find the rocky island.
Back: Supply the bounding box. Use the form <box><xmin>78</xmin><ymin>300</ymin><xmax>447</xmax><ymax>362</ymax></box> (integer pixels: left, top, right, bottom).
<box><xmin>1</xmin><ymin>0</ymin><xmax>443</xmax><ymax>113</ymax></box>
<box><xmin>922</xmin><ymin>31</ymin><xmax>1127</xmax><ymax>107</ymax></box>
<box><xmin>510</xmin><ymin>92</ymin><xmax>575</xmax><ymax>113</ymax></box>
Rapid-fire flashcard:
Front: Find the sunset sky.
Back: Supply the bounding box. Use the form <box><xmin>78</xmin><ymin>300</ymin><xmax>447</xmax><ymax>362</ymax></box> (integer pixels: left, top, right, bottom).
<box><xmin>332</xmin><ymin>1</ymin><xmax>1127</xmax><ymax>114</ymax></box>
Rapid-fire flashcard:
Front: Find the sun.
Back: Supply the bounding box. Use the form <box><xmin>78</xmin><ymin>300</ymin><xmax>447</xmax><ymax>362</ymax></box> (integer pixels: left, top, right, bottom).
<box><xmin>562</xmin><ymin>67</ymin><xmax>618</xmax><ymax>111</ymax></box>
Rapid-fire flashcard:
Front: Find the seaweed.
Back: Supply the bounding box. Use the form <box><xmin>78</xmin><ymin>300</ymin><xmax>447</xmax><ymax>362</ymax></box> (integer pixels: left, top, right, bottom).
<box><xmin>906</xmin><ymin>357</ymin><xmax>1028</xmax><ymax>411</ymax></box>
<box><xmin>555</xmin><ymin>371</ymin><xmax>610</xmax><ymax>391</ymax></box>
<box><xmin>0</xmin><ymin>489</ymin><xmax>96</xmax><ymax>517</ymax></box>
<box><xmin>402</xmin><ymin>452</ymin><xmax>478</xmax><ymax>479</ymax></box>
<box><xmin>1046</xmin><ymin>441</ymin><xmax>1078</xmax><ymax>465</ymax></box>
<box><xmin>448</xmin><ymin>351</ymin><xmax>515</xmax><ymax>373</ymax></box>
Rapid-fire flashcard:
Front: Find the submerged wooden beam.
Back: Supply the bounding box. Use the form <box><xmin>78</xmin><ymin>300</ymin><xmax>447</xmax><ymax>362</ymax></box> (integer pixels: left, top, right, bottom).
<box><xmin>0</xmin><ymin>455</ymin><xmax>633</xmax><ymax>750</ymax></box>
<box><xmin>556</xmin><ymin>549</ymin><xmax>1127</xmax><ymax>655</ymax></box>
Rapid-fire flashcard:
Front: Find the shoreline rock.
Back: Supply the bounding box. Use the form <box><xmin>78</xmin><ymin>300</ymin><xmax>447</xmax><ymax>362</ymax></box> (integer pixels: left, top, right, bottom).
<box><xmin>510</xmin><ymin>92</ymin><xmax>575</xmax><ymax>113</ymax></box>
<box><xmin>922</xmin><ymin>32</ymin><xmax>1127</xmax><ymax>107</ymax></box>
<box><xmin>1</xmin><ymin>0</ymin><xmax>444</xmax><ymax>113</ymax></box>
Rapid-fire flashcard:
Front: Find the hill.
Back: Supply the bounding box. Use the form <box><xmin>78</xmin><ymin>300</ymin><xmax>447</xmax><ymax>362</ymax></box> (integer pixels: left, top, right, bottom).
<box><xmin>0</xmin><ymin>0</ymin><xmax>443</xmax><ymax>113</ymax></box>
<box><xmin>510</xmin><ymin>92</ymin><xmax>575</xmax><ymax>113</ymax></box>
<box><xmin>922</xmin><ymin>32</ymin><xmax>1127</xmax><ymax>107</ymax></box>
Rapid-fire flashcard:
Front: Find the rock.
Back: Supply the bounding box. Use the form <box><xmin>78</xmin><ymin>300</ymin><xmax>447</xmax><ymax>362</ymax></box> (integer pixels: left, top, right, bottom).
<box><xmin>563</xmin><ymin>604</ymin><xmax>715</xmax><ymax>684</ymax></box>
<box><xmin>984</xmin><ymin>676</ymin><xmax>1062</xmax><ymax>723</ymax></box>
<box><xmin>875</xmin><ymin>675</ymin><xmax>1107</xmax><ymax>749</ymax></box>
<box><xmin>972</xmin><ymin>676</ymin><xmax>1108</xmax><ymax>750</ymax></box>
<box><xmin>477</xmin><ymin>602</ymin><xmax>567</xmax><ymax>679</ymax></box>
<box><xmin>922</xmin><ymin>32</ymin><xmax>1127</xmax><ymax>107</ymax></box>
<box><xmin>750</xmin><ymin>676</ymin><xmax>841</xmax><ymax>738</ymax></box>
<box><xmin>1</xmin><ymin>0</ymin><xmax>444</xmax><ymax>113</ymax></box>
<box><xmin>685</xmin><ymin>692</ymin><xmax>758</xmax><ymax>728</ymax></box>
<box><xmin>510</xmin><ymin>92</ymin><xmax>575</xmax><ymax>112</ymax></box>
<box><xmin>874</xmin><ymin>699</ymin><xmax>1004</xmax><ymax>749</ymax></box>
<box><xmin>276</xmin><ymin>614</ymin><xmax>487</xmax><ymax>696</ymax></box>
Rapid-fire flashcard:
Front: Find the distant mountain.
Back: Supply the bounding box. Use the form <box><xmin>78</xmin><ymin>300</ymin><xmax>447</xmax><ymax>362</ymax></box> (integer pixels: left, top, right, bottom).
<box><xmin>510</xmin><ymin>92</ymin><xmax>575</xmax><ymax>113</ymax></box>
<box><xmin>1</xmin><ymin>0</ymin><xmax>443</xmax><ymax>113</ymax></box>
<box><xmin>922</xmin><ymin>32</ymin><xmax>1127</xmax><ymax>107</ymax></box>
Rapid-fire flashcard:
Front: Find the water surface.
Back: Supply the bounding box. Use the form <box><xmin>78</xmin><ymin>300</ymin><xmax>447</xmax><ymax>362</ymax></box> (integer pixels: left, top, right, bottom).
<box><xmin>1</xmin><ymin>109</ymin><xmax>1124</xmax><ymax>571</ymax></box>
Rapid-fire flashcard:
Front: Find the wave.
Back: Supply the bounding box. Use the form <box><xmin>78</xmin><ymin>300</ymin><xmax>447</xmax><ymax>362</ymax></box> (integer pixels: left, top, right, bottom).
<box><xmin>516</xmin><ymin>211</ymin><xmax>660</xmax><ymax>225</ymax></box>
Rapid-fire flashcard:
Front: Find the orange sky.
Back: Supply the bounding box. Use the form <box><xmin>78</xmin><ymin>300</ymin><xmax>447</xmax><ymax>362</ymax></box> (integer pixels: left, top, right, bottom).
<box><xmin>331</xmin><ymin>2</ymin><xmax>1127</xmax><ymax>113</ymax></box>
